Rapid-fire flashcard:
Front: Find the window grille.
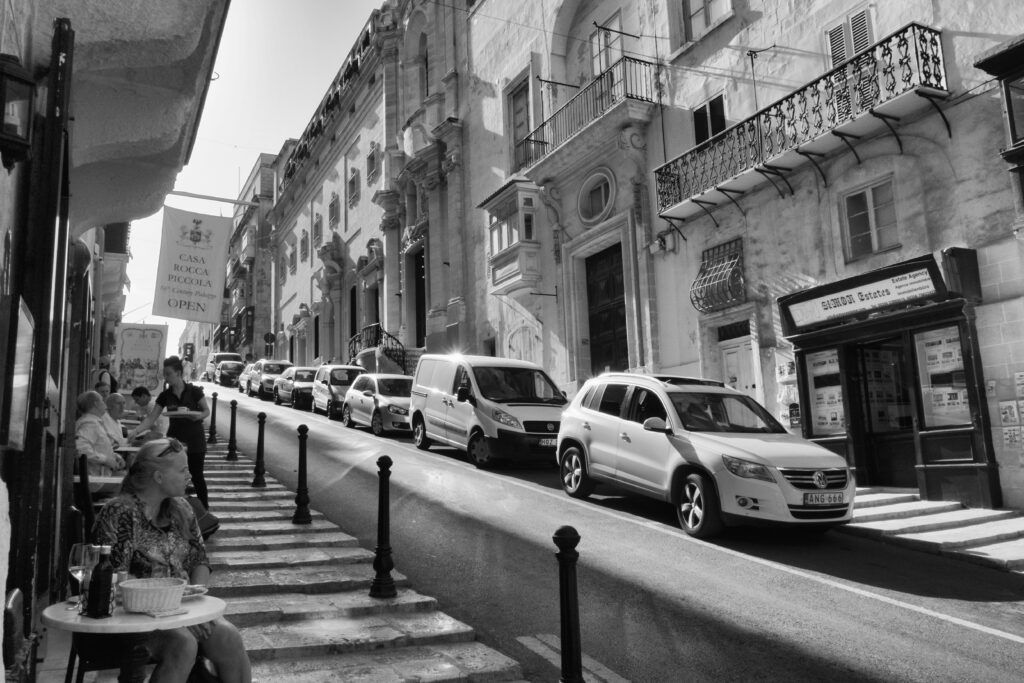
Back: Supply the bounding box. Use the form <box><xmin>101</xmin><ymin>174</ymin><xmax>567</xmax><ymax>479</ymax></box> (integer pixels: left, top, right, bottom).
<box><xmin>366</xmin><ymin>143</ymin><xmax>380</xmax><ymax>184</ymax></box>
<box><xmin>313</xmin><ymin>214</ymin><xmax>323</xmax><ymax>246</ymax></box>
<box><xmin>690</xmin><ymin>238</ymin><xmax>745</xmax><ymax>312</ymax></box>
<box><xmin>328</xmin><ymin>194</ymin><xmax>340</xmax><ymax>225</ymax></box>
<box><xmin>288</xmin><ymin>249</ymin><xmax>297</xmax><ymax>275</ymax></box>
<box><xmin>300</xmin><ymin>231</ymin><xmax>309</xmax><ymax>261</ymax></box>
<box><xmin>347</xmin><ymin>170</ymin><xmax>360</xmax><ymax>207</ymax></box>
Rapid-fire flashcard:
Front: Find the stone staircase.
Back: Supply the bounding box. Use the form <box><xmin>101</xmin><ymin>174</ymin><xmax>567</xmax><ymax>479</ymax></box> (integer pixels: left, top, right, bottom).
<box><xmin>202</xmin><ymin>448</ymin><xmax>526</xmax><ymax>682</ymax></box>
<box><xmin>842</xmin><ymin>487</ymin><xmax>1024</xmax><ymax>573</ymax></box>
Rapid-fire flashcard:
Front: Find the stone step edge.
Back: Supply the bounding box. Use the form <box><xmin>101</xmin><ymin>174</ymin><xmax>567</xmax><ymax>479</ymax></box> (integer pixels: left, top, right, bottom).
<box><xmin>842</xmin><ymin>509</ymin><xmax>1020</xmax><ymax>537</ymax></box>
<box><xmin>247</xmin><ymin>641</ymin><xmax>524</xmax><ymax>682</ymax></box>
<box><xmin>205</xmin><ymin>532</ymin><xmax>358</xmax><ymax>550</ymax></box>
<box><xmin>221</xmin><ymin>587</ymin><xmax>438</xmax><ymax>626</ymax></box>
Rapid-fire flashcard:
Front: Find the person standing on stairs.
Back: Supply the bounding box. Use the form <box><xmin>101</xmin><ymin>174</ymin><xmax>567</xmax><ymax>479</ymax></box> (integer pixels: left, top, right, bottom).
<box><xmin>128</xmin><ymin>356</ymin><xmax>211</xmax><ymax>509</ymax></box>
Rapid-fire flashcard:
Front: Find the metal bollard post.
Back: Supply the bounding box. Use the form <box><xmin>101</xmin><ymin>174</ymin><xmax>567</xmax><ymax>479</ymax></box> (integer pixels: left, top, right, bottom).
<box><xmin>207</xmin><ymin>392</ymin><xmax>218</xmax><ymax>444</ymax></box>
<box><xmin>251</xmin><ymin>412</ymin><xmax>266</xmax><ymax>488</ymax></box>
<box><xmin>292</xmin><ymin>424</ymin><xmax>312</xmax><ymax>524</ymax></box>
<box><xmin>226</xmin><ymin>400</ymin><xmax>238</xmax><ymax>461</ymax></box>
<box><xmin>369</xmin><ymin>455</ymin><xmax>397</xmax><ymax>598</ymax></box>
<box><xmin>554</xmin><ymin>526</ymin><xmax>583</xmax><ymax>683</ymax></box>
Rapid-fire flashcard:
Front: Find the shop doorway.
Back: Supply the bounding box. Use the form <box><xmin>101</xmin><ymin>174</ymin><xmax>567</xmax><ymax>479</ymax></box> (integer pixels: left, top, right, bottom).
<box><xmin>856</xmin><ymin>337</ymin><xmax>917</xmax><ymax>487</ymax></box>
<box><xmin>586</xmin><ymin>244</ymin><xmax>627</xmax><ymax>375</ymax></box>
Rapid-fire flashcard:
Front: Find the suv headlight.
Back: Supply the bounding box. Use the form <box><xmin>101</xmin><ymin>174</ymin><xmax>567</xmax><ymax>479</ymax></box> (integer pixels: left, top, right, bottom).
<box><xmin>492</xmin><ymin>409</ymin><xmax>522</xmax><ymax>429</ymax></box>
<box><xmin>388</xmin><ymin>405</ymin><xmax>408</xmax><ymax>416</ymax></box>
<box><xmin>722</xmin><ymin>455</ymin><xmax>775</xmax><ymax>482</ymax></box>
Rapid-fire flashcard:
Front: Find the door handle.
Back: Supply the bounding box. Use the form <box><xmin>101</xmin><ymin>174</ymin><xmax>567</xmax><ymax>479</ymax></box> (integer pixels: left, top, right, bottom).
<box><xmin>620</xmin><ymin>432</ymin><xmax>631</xmax><ymax>442</ymax></box>
<box><xmin>582</xmin><ymin>422</ymin><xmax>591</xmax><ymax>430</ymax></box>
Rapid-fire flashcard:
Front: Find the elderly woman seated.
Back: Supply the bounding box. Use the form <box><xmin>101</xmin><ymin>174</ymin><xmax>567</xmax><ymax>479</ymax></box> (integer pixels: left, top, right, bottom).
<box><xmin>93</xmin><ymin>439</ymin><xmax>251</xmax><ymax>683</ymax></box>
<box><xmin>75</xmin><ymin>391</ymin><xmax>125</xmax><ymax>478</ymax></box>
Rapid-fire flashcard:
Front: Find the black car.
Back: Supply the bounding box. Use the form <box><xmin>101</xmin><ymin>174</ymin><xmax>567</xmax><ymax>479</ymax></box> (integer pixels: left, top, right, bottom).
<box><xmin>215</xmin><ymin>360</ymin><xmax>246</xmax><ymax>387</ymax></box>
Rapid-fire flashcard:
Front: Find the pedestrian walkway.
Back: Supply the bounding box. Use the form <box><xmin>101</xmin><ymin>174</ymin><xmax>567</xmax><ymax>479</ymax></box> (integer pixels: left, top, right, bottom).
<box><xmin>37</xmin><ymin>443</ymin><xmax>527</xmax><ymax>683</ymax></box>
<box><xmin>842</xmin><ymin>487</ymin><xmax>1024</xmax><ymax>574</ymax></box>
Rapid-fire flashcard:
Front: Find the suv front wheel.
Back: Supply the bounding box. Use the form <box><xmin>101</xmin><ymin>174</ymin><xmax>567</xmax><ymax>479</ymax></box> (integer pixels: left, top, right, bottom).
<box><xmin>559</xmin><ymin>447</ymin><xmax>595</xmax><ymax>499</ymax></box>
<box><xmin>676</xmin><ymin>473</ymin><xmax>724</xmax><ymax>539</ymax></box>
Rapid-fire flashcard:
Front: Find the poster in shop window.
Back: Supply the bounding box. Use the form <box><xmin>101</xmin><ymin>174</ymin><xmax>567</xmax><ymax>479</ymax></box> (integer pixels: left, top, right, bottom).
<box><xmin>807</xmin><ymin>349</ymin><xmax>844</xmax><ymax>435</ymax></box>
<box><xmin>914</xmin><ymin>327</ymin><xmax>971</xmax><ymax>428</ymax></box>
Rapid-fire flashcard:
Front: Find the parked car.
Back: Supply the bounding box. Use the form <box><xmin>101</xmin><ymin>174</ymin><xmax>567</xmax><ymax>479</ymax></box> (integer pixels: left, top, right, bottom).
<box><xmin>409</xmin><ymin>354</ymin><xmax>566</xmax><ymax>468</ymax></box>
<box><xmin>205</xmin><ymin>352</ymin><xmax>242</xmax><ymax>382</ymax></box>
<box><xmin>556</xmin><ymin>373</ymin><xmax>855</xmax><ymax>539</ymax></box>
<box><xmin>274</xmin><ymin>366</ymin><xmax>316</xmax><ymax>408</ymax></box>
<box><xmin>311</xmin><ymin>364</ymin><xmax>365</xmax><ymax>419</ymax></box>
<box><xmin>238</xmin><ymin>363</ymin><xmax>254</xmax><ymax>394</ymax></box>
<box><xmin>214</xmin><ymin>360</ymin><xmax>245</xmax><ymax>387</ymax></box>
<box><xmin>248</xmin><ymin>359</ymin><xmax>293</xmax><ymax>399</ymax></box>
<box><xmin>342</xmin><ymin>373</ymin><xmax>413</xmax><ymax>436</ymax></box>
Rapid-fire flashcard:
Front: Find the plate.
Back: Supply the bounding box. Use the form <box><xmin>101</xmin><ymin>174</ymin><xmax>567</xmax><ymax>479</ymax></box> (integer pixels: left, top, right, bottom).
<box><xmin>182</xmin><ymin>585</ymin><xmax>208</xmax><ymax>599</ymax></box>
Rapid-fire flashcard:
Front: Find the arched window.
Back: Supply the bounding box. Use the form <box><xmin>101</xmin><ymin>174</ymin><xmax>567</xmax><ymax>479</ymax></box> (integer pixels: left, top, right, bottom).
<box><xmin>418</xmin><ymin>34</ymin><xmax>429</xmax><ymax>100</ymax></box>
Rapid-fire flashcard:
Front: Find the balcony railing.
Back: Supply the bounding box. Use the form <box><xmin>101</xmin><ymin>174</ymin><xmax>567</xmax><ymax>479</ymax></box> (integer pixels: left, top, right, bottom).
<box><xmin>655</xmin><ymin>22</ymin><xmax>946</xmax><ymax>215</ymax></box>
<box><xmin>348</xmin><ymin>322</ymin><xmax>406</xmax><ymax>372</ymax></box>
<box><xmin>515</xmin><ymin>56</ymin><xmax>657</xmax><ymax>172</ymax></box>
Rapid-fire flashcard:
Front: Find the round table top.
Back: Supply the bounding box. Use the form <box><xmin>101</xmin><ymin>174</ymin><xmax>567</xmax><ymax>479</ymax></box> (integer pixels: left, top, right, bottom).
<box><xmin>42</xmin><ymin>595</ymin><xmax>225</xmax><ymax>634</ymax></box>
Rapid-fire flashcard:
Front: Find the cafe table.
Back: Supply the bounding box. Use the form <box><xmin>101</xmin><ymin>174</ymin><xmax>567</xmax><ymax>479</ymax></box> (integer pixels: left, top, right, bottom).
<box><xmin>42</xmin><ymin>595</ymin><xmax>225</xmax><ymax>683</ymax></box>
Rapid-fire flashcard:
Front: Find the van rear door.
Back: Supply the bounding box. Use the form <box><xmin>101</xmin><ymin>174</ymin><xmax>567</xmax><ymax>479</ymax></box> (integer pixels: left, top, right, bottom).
<box><xmin>415</xmin><ymin>358</ymin><xmax>456</xmax><ymax>445</ymax></box>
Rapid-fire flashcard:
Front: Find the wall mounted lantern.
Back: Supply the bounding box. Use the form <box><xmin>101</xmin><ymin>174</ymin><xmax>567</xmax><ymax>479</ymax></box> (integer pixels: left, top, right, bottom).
<box><xmin>0</xmin><ymin>54</ymin><xmax>35</xmax><ymax>171</ymax></box>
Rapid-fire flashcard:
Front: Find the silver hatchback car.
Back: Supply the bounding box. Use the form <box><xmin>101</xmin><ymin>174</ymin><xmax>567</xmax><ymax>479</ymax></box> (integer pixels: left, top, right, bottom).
<box><xmin>556</xmin><ymin>373</ymin><xmax>855</xmax><ymax>538</ymax></box>
<box><xmin>341</xmin><ymin>373</ymin><xmax>413</xmax><ymax>436</ymax></box>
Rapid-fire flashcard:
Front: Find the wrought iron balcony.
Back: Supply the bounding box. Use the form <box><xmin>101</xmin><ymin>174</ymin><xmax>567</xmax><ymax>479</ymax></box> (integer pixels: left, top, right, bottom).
<box><xmin>655</xmin><ymin>22</ymin><xmax>948</xmax><ymax>220</ymax></box>
<box><xmin>515</xmin><ymin>56</ymin><xmax>657</xmax><ymax>172</ymax></box>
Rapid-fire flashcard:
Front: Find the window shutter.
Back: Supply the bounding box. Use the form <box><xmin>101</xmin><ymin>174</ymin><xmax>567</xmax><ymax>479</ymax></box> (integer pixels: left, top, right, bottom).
<box><xmin>849</xmin><ymin>10</ymin><xmax>873</xmax><ymax>55</ymax></box>
<box><xmin>826</xmin><ymin>24</ymin><xmax>847</xmax><ymax>67</ymax></box>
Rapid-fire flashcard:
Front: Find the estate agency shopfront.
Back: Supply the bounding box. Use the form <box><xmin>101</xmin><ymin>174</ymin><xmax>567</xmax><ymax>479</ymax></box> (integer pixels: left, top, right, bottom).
<box><xmin>777</xmin><ymin>252</ymin><xmax>1001</xmax><ymax>508</ymax></box>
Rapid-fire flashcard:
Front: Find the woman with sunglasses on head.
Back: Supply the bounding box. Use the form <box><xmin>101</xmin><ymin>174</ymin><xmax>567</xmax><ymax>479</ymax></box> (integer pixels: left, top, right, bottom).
<box><xmin>128</xmin><ymin>356</ymin><xmax>211</xmax><ymax>509</ymax></box>
<box><xmin>93</xmin><ymin>438</ymin><xmax>251</xmax><ymax>683</ymax></box>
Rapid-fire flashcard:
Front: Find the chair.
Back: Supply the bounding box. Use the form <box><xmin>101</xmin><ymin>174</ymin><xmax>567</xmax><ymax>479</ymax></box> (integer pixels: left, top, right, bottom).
<box><xmin>73</xmin><ymin>455</ymin><xmax>96</xmax><ymax>542</ymax></box>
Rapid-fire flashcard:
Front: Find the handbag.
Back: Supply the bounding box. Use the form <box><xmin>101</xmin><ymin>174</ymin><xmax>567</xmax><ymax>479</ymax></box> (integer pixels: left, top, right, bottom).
<box><xmin>185</xmin><ymin>496</ymin><xmax>220</xmax><ymax>540</ymax></box>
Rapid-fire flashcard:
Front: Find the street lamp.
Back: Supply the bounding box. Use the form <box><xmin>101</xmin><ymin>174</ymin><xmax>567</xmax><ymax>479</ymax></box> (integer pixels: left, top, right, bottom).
<box><xmin>0</xmin><ymin>53</ymin><xmax>35</xmax><ymax>171</ymax></box>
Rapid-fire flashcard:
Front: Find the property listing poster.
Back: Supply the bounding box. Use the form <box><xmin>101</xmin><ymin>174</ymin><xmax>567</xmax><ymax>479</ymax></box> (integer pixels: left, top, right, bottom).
<box><xmin>807</xmin><ymin>349</ymin><xmax>844</xmax><ymax>435</ymax></box>
<box><xmin>914</xmin><ymin>327</ymin><xmax>970</xmax><ymax>427</ymax></box>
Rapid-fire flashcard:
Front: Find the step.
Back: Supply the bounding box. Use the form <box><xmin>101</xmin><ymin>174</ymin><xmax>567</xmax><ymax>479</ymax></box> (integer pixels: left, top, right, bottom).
<box><xmin>953</xmin><ymin>537</ymin><xmax>1024</xmax><ymax>571</ymax></box>
<box><xmin>214</xmin><ymin>508</ymin><xmax>325</xmax><ymax>522</ymax></box>
<box><xmin>239</xmin><ymin>611</ymin><xmax>476</xmax><ymax>661</ymax></box>
<box><xmin>208</xmin><ymin>546</ymin><xmax>373</xmax><ymax>571</ymax></box>
<box><xmin>205</xmin><ymin>490</ymin><xmax>295</xmax><ymax>501</ymax></box>
<box><xmin>209</xmin><ymin>564</ymin><xmax>409</xmax><ymax>597</ymax></box>
<box><xmin>248</xmin><ymin>642</ymin><xmax>523</xmax><ymax>683</ymax></box>
<box><xmin>851</xmin><ymin>500</ymin><xmax>962</xmax><ymax>523</ymax></box>
<box><xmin>895</xmin><ymin>516</ymin><xmax>1024</xmax><ymax>551</ymax></box>
<box><xmin>853</xmin><ymin>492</ymin><xmax>921</xmax><ymax>509</ymax></box>
<box><xmin>210</xmin><ymin>518</ymin><xmax>341</xmax><ymax>538</ymax></box>
<box><xmin>222</xmin><ymin>588</ymin><xmax>438</xmax><ymax>626</ymax></box>
<box><xmin>843</xmin><ymin>508</ymin><xmax>1019</xmax><ymax>537</ymax></box>
<box><xmin>207</xmin><ymin>480</ymin><xmax>287</xmax><ymax>491</ymax></box>
<box><xmin>204</xmin><ymin>498</ymin><xmax>302</xmax><ymax>511</ymax></box>
<box><xmin>205</xmin><ymin>531</ymin><xmax>358</xmax><ymax>551</ymax></box>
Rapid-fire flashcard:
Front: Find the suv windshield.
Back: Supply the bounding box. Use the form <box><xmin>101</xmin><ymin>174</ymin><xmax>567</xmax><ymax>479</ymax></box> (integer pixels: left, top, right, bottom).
<box><xmin>263</xmin><ymin>363</ymin><xmax>290</xmax><ymax>374</ymax></box>
<box><xmin>472</xmin><ymin>366</ymin><xmax>566</xmax><ymax>404</ymax></box>
<box><xmin>378</xmin><ymin>378</ymin><xmax>412</xmax><ymax>396</ymax></box>
<box><xmin>330</xmin><ymin>368</ymin><xmax>362</xmax><ymax>385</ymax></box>
<box><xmin>671</xmin><ymin>392</ymin><xmax>786</xmax><ymax>433</ymax></box>
<box><xmin>294</xmin><ymin>370</ymin><xmax>315</xmax><ymax>382</ymax></box>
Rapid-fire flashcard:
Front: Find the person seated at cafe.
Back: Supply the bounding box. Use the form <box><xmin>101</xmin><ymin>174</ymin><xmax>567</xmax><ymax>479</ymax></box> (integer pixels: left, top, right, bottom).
<box><xmin>104</xmin><ymin>392</ymin><xmax>129</xmax><ymax>449</ymax></box>
<box><xmin>95</xmin><ymin>381</ymin><xmax>111</xmax><ymax>399</ymax></box>
<box><xmin>93</xmin><ymin>439</ymin><xmax>252</xmax><ymax>683</ymax></box>
<box><xmin>74</xmin><ymin>391</ymin><xmax>125</xmax><ymax>477</ymax></box>
<box><xmin>130</xmin><ymin>386</ymin><xmax>168</xmax><ymax>442</ymax></box>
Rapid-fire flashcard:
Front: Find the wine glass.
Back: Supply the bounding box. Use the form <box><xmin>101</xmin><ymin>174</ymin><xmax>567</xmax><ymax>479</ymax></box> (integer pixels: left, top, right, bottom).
<box><xmin>66</xmin><ymin>544</ymin><xmax>86</xmax><ymax>609</ymax></box>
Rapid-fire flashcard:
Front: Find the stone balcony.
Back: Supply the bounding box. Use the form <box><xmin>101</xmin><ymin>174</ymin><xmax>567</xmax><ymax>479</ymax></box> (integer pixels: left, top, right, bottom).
<box><xmin>655</xmin><ymin>22</ymin><xmax>949</xmax><ymax>222</ymax></box>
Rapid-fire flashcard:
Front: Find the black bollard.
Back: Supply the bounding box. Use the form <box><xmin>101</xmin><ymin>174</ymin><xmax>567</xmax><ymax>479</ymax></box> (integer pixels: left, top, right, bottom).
<box><xmin>554</xmin><ymin>526</ymin><xmax>583</xmax><ymax>683</ymax></box>
<box><xmin>251</xmin><ymin>412</ymin><xmax>266</xmax><ymax>488</ymax></box>
<box><xmin>207</xmin><ymin>392</ymin><xmax>218</xmax><ymax>444</ymax></box>
<box><xmin>292</xmin><ymin>424</ymin><xmax>312</xmax><ymax>524</ymax></box>
<box><xmin>369</xmin><ymin>455</ymin><xmax>397</xmax><ymax>598</ymax></box>
<box><xmin>226</xmin><ymin>400</ymin><xmax>238</xmax><ymax>461</ymax></box>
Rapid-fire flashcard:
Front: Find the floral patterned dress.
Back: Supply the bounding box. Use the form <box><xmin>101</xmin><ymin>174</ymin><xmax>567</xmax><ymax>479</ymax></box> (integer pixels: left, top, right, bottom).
<box><xmin>93</xmin><ymin>494</ymin><xmax>209</xmax><ymax>580</ymax></box>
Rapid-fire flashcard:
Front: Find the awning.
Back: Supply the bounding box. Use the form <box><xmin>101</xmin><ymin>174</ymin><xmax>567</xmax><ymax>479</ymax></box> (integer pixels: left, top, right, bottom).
<box><xmin>690</xmin><ymin>238</ymin><xmax>745</xmax><ymax>313</ymax></box>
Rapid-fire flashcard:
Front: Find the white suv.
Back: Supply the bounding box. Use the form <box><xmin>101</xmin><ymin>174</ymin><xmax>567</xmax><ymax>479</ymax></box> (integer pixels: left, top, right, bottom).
<box><xmin>556</xmin><ymin>373</ymin><xmax>855</xmax><ymax>538</ymax></box>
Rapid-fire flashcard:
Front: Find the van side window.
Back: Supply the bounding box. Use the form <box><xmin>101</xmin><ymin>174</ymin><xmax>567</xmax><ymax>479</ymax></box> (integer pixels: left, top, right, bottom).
<box><xmin>597</xmin><ymin>383</ymin><xmax>628</xmax><ymax>417</ymax></box>
<box><xmin>452</xmin><ymin>366</ymin><xmax>472</xmax><ymax>395</ymax></box>
<box><xmin>416</xmin><ymin>359</ymin><xmax>438</xmax><ymax>387</ymax></box>
<box><xmin>627</xmin><ymin>389</ymin><xmax>667</xmax><ymax>424</ymax></box>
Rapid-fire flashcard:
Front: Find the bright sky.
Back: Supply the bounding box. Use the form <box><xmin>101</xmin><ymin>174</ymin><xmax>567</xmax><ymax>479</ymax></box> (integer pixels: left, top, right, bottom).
<box><xmin>123</xmin><ymin>0</ymin><xmax>383</xmax><ymax>349</ymax></box>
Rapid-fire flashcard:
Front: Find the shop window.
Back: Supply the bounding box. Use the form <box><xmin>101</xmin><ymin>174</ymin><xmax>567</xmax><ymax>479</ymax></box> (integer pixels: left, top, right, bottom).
<box><xmin>590</xmin><ymin>12</ymin><xmax>623</xmax><ymax>77</ymax></box>
<box><xmin>914</xmin><ymin>326</ymin><xmax>971</xmax><ymax>428</ymax></box>
<box><xmin>806</xmin><ymin>349</ymin><xmax>845</xmax><ymax>435</ymax></box>
<box><xmin>843</xmin><ymin>179</ymin><xmax>898</xmax><ymax>260</ymax></box>
<box><xmin>694</xmin><ymin>94</ymin><xmax>726</xmax><ymax>145</ymax></box>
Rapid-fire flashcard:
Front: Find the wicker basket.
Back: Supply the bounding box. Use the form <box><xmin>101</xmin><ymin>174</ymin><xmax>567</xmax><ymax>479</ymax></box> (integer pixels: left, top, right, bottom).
<box><xmin>120</xmin><ymin>577</ymin><xmax>187</xmax><ymax>613</ymax></box>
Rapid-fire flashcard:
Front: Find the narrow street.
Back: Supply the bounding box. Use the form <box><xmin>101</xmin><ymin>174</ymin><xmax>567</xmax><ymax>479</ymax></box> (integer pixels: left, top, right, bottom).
<box><xmin>215</xmin><ymin>387</ymin><xmax>1024</xmax><ymax>682</ymax></box>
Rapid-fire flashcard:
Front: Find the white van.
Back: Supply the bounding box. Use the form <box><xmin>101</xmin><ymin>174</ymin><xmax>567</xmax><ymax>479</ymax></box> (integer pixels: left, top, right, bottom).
<box><xmin>409</xmin><ymin>354</ymin><xmax>567</xmax><ymax>468</ymax></box>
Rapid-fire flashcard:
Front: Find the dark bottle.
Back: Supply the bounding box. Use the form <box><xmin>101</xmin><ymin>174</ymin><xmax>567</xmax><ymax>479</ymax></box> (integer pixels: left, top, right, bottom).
<box><xmin>85</xmin><ymin>545</ymin><xmax>114</xmax><ymax>618</ymax></box>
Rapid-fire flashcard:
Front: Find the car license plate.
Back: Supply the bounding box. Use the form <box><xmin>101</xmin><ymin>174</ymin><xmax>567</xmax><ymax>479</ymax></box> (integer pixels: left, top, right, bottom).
<box><xmin>539</xmin><ymin>438</ymin><xmax>556</xmax><ymax>447</ymax></box>
<box><xmin>804</xmin><ymin>492</ymin><xmax>846</xmax><ymax>505</ymax></box>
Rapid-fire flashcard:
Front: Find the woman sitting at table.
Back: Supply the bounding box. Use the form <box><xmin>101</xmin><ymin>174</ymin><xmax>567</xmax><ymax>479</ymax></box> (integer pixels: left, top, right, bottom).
<box><xmin>93</xmin><ymin>438</ymin><xmax>251</xmax><ymax>683</ymax></box>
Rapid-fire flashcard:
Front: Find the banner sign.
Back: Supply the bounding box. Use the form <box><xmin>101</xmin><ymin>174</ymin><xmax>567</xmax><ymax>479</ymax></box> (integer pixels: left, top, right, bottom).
<box><xmin>787</xmin><ymin>268</ymin><xmax>937</xmax><ymax>329</ymax></box>
<box><xmin>114</xmin><ymin>324</ymin><xmax>167</xmax><ymax>394</ymax></box>
<box><xmin>153</xmin><ymin>206</ymin><xmax>232</xmax><ymax>324</ymax></box>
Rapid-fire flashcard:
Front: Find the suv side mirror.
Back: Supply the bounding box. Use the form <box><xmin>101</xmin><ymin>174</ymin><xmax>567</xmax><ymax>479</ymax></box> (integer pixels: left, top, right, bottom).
<box><xmin>456</xmin><ymin>385</ymin><xmax>474</xmax><ymax>404</ymax></box>
<box><xmin>642</xmin><ymin>417</ymin><xmax>671</xmax><ymax>434</ymax></box>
